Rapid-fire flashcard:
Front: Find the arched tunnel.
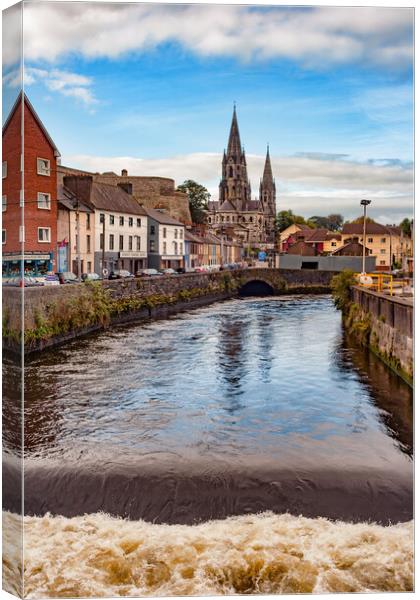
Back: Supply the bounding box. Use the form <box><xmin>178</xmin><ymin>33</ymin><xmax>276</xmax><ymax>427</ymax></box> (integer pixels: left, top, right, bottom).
<box><xmin>238</xmin><ymin>280</ymin><xmax>274</xmax><ymax>297</ymax></box>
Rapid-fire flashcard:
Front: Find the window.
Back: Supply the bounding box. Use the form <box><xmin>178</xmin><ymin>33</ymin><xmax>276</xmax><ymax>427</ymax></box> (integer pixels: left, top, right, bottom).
<box><xmin>38</xmin><ymin>227</ymin><xmax>51</xmax><ymax>243</ymax></box>
<box><xmin>174</xmin><ymin>241</ymin><xmax>178</xmax><ymax>255</ymax></box>
<box><xmin>163</xmin><ymin>227</ymin><xmax>167</xmax><ymax>238</ymax></box>
<box><xmin>119</xmin><ymin>235</ymin><xmax>124</xmax><ymax>251</ymax></box>
<box><xmin>128</xmin><ymin>217</ymin><xmax>133</xmax><ymax>227</ymax></box>
<box><xmin>150</xmin><ymin>225</ymin><xmax>155</xmax><ymax>235</ymax></box>
<box><xmin>150</xmin><ymin>240</ymin><xmax>156</xmax><ymax>252</ymax></box>
<box><xmin>381</xmin><ymin>237</ymin><xmax>387</xmax><ymax>244</ymax></box>
<box><xmin>2</xmin><ymin>230</ymin><xmax>6</xmax><ymax>244</ymax></box>
<box><xmin>129</xmin><ymin>236</ymin><xmax>133</xmax><ymax>251</ymax></box>
<box><xmin>163</xmin><ymin>241</ymin><xmax>167</xmax><ymax>254</ymax></box>
<box><xmin>37</xmin><ymin>158</ymin><xmax>50</xmax><ymax>176</ymax></box>
<box><xmin>100</xmin><ymin>234</ymin><xmax>104</xmax><ymax>250</ymax></box>
<box><xmin>87</xmin><ymin>261</ymin><xmax>92</xmax><ymax>273</ymax></box>
<box><xmin>136</xmin><ymin>237</ymin><xmax>141</xmax><ymax>251</ymax></box>
<box><xmin>180</xmin><ymin>229</ymin><xmax>183</xmax><ymax>239</ymax></box>
<box><xmin>2</xmin><ymin>195</ymin><xmax>6</xmax><ymax>212</ymax></box>
<box><xmin>119</xmin><ymin>216</ymin><xmax>124</xmax><ymax>227</ymax></box>
<box><xmin>87</xmin><ymin>235</ymin><xmax>91</xmax><ymax>253</ymax></box>
<box><xmin>367</xmin><ymin>237</ymin><xmax>373</xmax><ymax>243</ymax></box>
<box><xmin>37</xmin><ymin>192</ymin><xmax>51</xmax><ymax>209</ymax></box>
<box><xmin>331</xmin><ymin>242</ymin><xmax>337</xmax><ymax>247</ymax></box>
<box><xmin>100</xmin><ymin>213</ymin><xmax>105</xmax><ymax>224</ymax></box>
<box><xmin>380</xmin><ymin>249</ymin><xmax>386</xmax><ymax>254</ymax></box>
<box><xmin>109</xmin><ymin>234</ymin><xmax>114</xmax><ymax>250</ymax></box>
<box><xmin>86</xmin><ymin>213</ymin><xmax>91</xmax><ymax>229</ymax></box>
<box><xmin>2</xmin><ymin>161</ymin><xmax>7</xmax><ymax>178</ymax></box>
<box><xmin>137</xmin><ymin>218</ymin><xmax>141</xmax><ymax>227</ymax></box>
<box><xmin>180</xmin><ymin>242</ymin><xmax>183</xmax><ymax>255</ymax></box>
<box><xmin>174</xmin><ymin>228</ymin><xmax>178</xmax><ymax>239</ymax></box>
<box><xmin>380</xmin><ymin>260</ymin><xmax>386</xmax><ymax>265</ymax></box>
<box><xmin>110</xmin><ymin>215</ymin><xmax>114</xmax><ymax>225</ymax></box>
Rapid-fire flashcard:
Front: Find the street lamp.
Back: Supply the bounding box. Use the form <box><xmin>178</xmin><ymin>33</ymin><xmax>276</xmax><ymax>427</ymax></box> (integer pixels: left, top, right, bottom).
<box><xmin>360</xmin><ymin>199</ymin><xmax>371</xmax><ymax>275</ymax></box>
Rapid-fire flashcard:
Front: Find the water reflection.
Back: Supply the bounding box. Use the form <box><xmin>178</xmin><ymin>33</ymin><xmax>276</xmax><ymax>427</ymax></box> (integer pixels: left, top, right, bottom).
<box><xmin>2</xmin><ymin>296</ymin><xmax>413</xmax><ymax>523</ymax></box>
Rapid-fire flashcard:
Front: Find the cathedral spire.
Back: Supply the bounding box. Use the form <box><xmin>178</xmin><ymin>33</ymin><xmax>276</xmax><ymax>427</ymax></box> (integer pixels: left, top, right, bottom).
<box><xmin>262</xmin><ymin>144</ymin><xmax>273</xmax><ymax>183</ymax></box>
<box><xmin>227</xmin><ymin>104</ymin><xmax>242</xmax><ymax>158</ymax></box>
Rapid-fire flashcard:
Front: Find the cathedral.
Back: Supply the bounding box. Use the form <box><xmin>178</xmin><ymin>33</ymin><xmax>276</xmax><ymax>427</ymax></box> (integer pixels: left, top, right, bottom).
<box><xmin>208</xmin><ymin>106</ymin><xmax>277</xmax><ymax>249</ymax></box>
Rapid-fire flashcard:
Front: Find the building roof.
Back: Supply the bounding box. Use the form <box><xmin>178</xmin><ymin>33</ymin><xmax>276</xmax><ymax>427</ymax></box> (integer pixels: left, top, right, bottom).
<box><xmin>342</xmin><ymin>222</ymin><xmax>389</xmax><ymax>235</ymax></box>
<box><xmin>143</xmin><ymin>206</ymin><xmax>183</xmax><ymax>226</ymax></box>
<box><xmin>305</xmin><ymin>228</ymin><xmax>342</xmax><ymax>242</ymax></box>
<box><xmin>3</xmin><ymin>92</ymin><xmax>61</xmax><ymax>157</ymax></box>
<box><xmin>58</xmin><ymin>184</ymin><xmax>93</xmax><ymax>213</ymax></box>
<box><xmin>90</xmin><ymin>182</ymin><xmax>147</xmax><ymax>215</ymax></box>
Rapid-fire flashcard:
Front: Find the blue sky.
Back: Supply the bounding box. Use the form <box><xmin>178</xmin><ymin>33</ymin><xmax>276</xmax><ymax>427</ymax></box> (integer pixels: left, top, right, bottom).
<box><xmin>2</xmin><ymin>1</ymin><xmax>414</xmax><ymax>223</ymax></box>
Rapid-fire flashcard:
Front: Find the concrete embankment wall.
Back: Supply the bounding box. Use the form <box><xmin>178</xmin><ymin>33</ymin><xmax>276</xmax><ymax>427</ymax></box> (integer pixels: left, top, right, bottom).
<box><xmin>2</xmin><ymin>268</ymin><xmax>337</xmax><ymax>354</ymax></box>
<box><xmin>348</xmin><ymin>286</ymin><xmax>413</xmax><ymax>384</ymax></box>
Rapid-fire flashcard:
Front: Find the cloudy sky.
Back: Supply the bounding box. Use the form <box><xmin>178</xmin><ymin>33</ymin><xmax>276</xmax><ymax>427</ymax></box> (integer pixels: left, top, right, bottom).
<box><xmin>2</xmin><ymin>1</ymin><xmax>414</xmax><ymax>224</ymax></box>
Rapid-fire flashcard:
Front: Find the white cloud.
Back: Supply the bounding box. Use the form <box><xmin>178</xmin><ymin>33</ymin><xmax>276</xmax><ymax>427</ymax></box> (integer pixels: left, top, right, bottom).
<box><xmin>12</xmin><ymin>4</ymin><xmax>412</xmax><ymax>70</ymax></box>
<box><xmin>63</xmin><ymin>151</ymin><xmax>413</xmax><ymax>222</ymax></box>
<box><xmin>3</xmin><ymin>67</ymin><xmax>97</xmax><ymax>106</ymax></box>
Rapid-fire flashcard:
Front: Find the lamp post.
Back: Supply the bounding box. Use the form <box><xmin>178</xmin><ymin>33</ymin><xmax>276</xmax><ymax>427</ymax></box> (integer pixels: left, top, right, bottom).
<box><xmin>360</xmin><ymin>199</ymin><xmax>371</xmax><ymax>275</ymax></box>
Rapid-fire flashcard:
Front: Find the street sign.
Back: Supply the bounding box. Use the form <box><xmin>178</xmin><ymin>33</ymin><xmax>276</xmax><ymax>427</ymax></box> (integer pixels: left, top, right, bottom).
<box><xmin>258</xmin><ymin>251</ymin><xmax>266</xmax><ymax>261</ymax></box>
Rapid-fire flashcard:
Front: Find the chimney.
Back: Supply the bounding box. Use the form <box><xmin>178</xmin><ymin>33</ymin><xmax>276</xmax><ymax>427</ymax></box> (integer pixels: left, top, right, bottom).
<box><xmin>121</xmin><ymin>169</ymin><xmax>128</xmax><ymax>177</ymax></box>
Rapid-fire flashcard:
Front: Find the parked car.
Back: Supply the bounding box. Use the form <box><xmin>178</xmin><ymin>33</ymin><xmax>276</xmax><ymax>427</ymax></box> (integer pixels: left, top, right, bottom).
<box><xmin>136</xmin><ymin>268</ymin><xmax>161</xmax><ymax>277</ymax></box>
<box><xmin>159</xmin><ymin>268</ymin><xmax>178</xmax><ymax>276</ymax></box>
<box><xmin>43</xmin><ymin>273</ymin><xmax>61</xmax><ymax>286</ymax></box>
<box><xmin>81</xmin><ymin>272</ymin><xmax>102</xmax><ymax>282</ymax></box>
<box><xmin>56</xmin><ymin>271</ymin><xmax>79</xmax><ymax>284</ymax></box>
<box><xmin>194</xmin><ymin>266</ymin><xmax>207</xmax><ymax>273</ymax></box>
<box><xmin>6</xmin><ymin>276</ymin><xmax>43</xmax><ymax>287</ymax></box>
<box><xmin>176</xmin><ymin>267</ymin><xmax>187</xmax><ymax>274</ymax></box>
<box><xmin>109</xmin><ymin>269</ymin><xmax>134</xmax><ymax>279</ymax></box>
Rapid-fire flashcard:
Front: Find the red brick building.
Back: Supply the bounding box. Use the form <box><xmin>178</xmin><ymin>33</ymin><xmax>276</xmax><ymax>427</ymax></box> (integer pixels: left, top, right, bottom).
<box><xmin>2</xmin><ymin>93</ymin><xmax>60</xmax><ymax>276</ymax></box>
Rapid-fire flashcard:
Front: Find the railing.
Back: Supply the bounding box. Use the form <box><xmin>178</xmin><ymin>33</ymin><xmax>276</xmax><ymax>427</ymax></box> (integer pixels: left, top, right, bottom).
<box><xmin>356</xmin><ymin>273</ymin><xmax>412</xmax><ymax>297</ymax></box>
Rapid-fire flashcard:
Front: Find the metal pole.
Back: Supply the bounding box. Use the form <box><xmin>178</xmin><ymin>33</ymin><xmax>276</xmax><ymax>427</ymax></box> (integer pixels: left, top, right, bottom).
<box><xmin>102</xmin><ymin>216</ymin><xmax>105</xmax><ymax>275</ymax></box>
<box><xmin>76</xmin><ymin>203</ymin><xmax>81</xmax><ymax>281</ymax></box>
<box><xmin>362</xmin><ymin>203</ymin><xmax>367</xmax><ymax>275</ymax></box>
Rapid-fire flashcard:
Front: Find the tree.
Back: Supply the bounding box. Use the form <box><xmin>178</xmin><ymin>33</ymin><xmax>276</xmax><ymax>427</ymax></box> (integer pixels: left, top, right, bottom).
<box><xmin>275</xmin><ymin>210</ymin><xmax>314</xmax><ymax>232</ymax></box>
<box><xmin>309</xmin><ymin>214</ymin><xmax>343</xmax><ymax>231</ymax></box>
<box><xmin>177</xmin><ymin>180</ymin><xmax>210</xmax><ymax>224</ymax></box>
<box><xmin>350</xmin><ymin>216</ymin><xmax>376</xmax><ymax>225</ymax></box>
<box><xmin>400</xmin><ymin>217</ymin><xmax>413</xmax><ymax>237</ymax></box>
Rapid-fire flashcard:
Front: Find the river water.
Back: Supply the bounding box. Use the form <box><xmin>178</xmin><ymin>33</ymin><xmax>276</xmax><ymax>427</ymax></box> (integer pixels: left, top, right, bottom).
<box><xmin>2</xmin><ymin>295</ymin><xmax>414</xmax><ymax>596</ymax></box>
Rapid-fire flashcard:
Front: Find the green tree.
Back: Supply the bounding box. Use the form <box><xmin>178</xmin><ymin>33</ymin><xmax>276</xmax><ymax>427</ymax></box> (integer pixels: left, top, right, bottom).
<box><xmin>399</xmin><ymin>217</ymin><xmax>413</xmax><ymax>237</ymax></box>
<box><xmin>350</xmin><ymin>216</ymin><xmax>376</xmax><ymax>225</ymax></box>
<box><xmin>309</xmin><ymin>214</ymin><xmax>343</xmax><ymax>231</ymax></box>
<box><xmin>275</xmin><ymin>210</ymin><xmax>314</xmax><ymax>232</ymax></box>
<box><xmin>177</xmin><ymin>180</ymin><xmax>210</xmax><ymax>224</ymax></box>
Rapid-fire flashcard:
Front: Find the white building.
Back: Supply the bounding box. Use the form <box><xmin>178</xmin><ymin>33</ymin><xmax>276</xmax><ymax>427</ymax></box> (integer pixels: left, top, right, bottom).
<box><xmin>143</xmin><ymin>207</ymin><xmax>185</xmax><ymax>270</ymax></box>
<box><xmin>63</xmin><ymin>175</ymin><xmax>148</xmax><ymax>274</ymax></box>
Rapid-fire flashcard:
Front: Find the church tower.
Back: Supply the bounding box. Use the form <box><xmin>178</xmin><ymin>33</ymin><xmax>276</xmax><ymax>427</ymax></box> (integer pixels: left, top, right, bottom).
<box><xmin>219</xmin><ymin>106</ymin><xmax>251</xmax><ymax>211</ymax></box>
<box><xmin>259</xmin><ymin>145</ymin><xmax>276</xmax><ymax>243</ymax></box>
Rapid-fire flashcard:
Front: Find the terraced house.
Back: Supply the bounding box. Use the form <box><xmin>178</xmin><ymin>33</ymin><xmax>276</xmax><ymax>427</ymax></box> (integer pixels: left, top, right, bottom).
<box><xmin>63</xmin><ymin>175</ymin><xmax>148</xmax><ymax>275</ymax></box>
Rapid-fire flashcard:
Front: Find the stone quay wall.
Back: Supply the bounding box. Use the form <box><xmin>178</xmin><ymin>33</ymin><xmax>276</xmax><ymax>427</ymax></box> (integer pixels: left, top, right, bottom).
<box><xmin>2</xmin><ymin>268</ymin><xmax>336</xmax><ymax>354</ymax></box>
<box><xmin>348</xmin><ymin>286</ymin><xmax>413</xmax><ymax>384</ymax></box>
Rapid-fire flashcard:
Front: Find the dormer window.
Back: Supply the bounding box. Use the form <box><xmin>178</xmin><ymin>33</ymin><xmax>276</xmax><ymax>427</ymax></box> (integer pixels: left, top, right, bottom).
<box><xmin>37</xmin><ymin>158</ymin><xmax>51</xmax><ymax>176</ymax></box>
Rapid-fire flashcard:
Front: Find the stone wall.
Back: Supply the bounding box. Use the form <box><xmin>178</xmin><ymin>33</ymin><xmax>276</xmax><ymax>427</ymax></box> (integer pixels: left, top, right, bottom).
<box><xmin>348</xmin><ymin>286</ymin><xmax>413</xmax><ymax>383</ymax></box>
<box><xmin>3</xmin><ymin>268</ymin><xmax>336</xmax><ymax>354</ymax></box>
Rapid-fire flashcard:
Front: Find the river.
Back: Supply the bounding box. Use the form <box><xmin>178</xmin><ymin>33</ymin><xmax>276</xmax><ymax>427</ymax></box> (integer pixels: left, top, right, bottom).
<box><xmin>2</xmin><ymin>295</ymin><xmax>413</xmax><ymax>596</ymax></box>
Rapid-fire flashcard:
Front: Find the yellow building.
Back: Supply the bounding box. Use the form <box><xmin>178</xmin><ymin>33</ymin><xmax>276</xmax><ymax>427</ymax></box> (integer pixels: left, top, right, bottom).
<box><xmin>342</xmin><ymin>222</ymin><xmax>412</xmax><ymax>271</ymax></box>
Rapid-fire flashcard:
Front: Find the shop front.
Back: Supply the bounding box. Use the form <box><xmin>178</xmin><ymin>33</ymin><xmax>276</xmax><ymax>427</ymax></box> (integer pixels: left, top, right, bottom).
<box><xmin>2</xmin><ymin>252</ymin><xmax>54</xmax><ymax>277</ymax></box>
<box><xmin>119</xmin><ymin>251</ymin><xmax>147</xmax><ymax>274</ymax></box>
<box><xmin>161</xmin><ymin>254</ymin><xmax>184</xmax><ymax>270</ymax></box>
